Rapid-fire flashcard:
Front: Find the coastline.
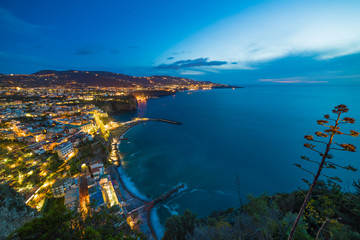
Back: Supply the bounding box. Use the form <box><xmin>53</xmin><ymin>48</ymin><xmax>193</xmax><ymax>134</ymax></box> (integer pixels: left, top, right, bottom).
<box><xmin>111</xmin><ymin>121</ymin><xmax>161</xmax><ymax>239</ymax></box>
<box><xmin>109</xmin><ymin>118</ymin><xmax>183</xmax><ymax>239</ymax></box>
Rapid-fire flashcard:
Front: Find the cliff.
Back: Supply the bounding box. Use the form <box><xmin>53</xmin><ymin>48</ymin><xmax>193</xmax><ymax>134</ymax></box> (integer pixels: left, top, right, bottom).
<box><xmin>0</xmin><ymin>184</ymin><xmax>37</xmax><ymax>239</ymax></box>
<box><xmin>94</xmin><ymin>95</ymin><xmax>137</xmax><ymax>113</ymax></box>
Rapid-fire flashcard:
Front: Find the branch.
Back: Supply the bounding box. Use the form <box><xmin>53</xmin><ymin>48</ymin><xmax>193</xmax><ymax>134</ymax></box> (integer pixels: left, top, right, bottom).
<box><xmin>323</xmin><ymin>163</ymin><xmax>336</xmax><ymax>170</ymax></box>
<box><xmin>322</xmin><ymin>174</ymin><xmax>342</xmax><ymax>182</ymax></box>
<box><xmin>301</xmin><ymin>178</ymin><xmax>317</xmax><ymax>188</ymax></box>
<box><xmin>300</xmin><ymin>156</ymin><xmax>320</xmax><ymax>165</ymax></box>
<box><xmin>312</xmin><ymin>140</ymin><xmax>328</xmax><ymax>145</ymax></box>
<box><xmin>332</xmin><ymin>142</ymin><xmax>342</xmax><ymax>147</ymax></box>
<box><xmin>326</xmin><ymin>162</ymin><xmax>357</xmax><ymax>172</ymax></box>
<box><xmin>294</xmin><ymin>164</ymin><xmax>316</xmax><ymax>177</ymax></box>
<box><xmin>307</xmin><ymin>148</ymin><xmax>323</xmax><ymax>154</ymax></box>
<box><xmin>326</xmin><ymin>161</ymin><xmax>347</xmax><ymax>170</ymax></box>
<box><xmin>329</xmin><ymin>148</ymin><xmax>348</xmax><ymax>151</ymax></box>
<box><xmin>297</xmin><ymin>187</ymin><xmax>308</xmax><ymax>196</ymax></box>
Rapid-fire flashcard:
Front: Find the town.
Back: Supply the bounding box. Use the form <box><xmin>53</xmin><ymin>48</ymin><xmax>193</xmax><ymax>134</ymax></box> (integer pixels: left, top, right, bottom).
<box><xmin>0</xmin><ymin>83</ymin><xmax>203</xmax><ymax>239</ymax></box>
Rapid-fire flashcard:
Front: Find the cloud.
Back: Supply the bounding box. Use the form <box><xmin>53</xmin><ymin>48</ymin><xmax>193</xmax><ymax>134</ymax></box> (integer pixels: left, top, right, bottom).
<box><xmin>156</xmin><ymin>58</ymin><xmax>227</xmax><ymax>69</ymax></box>
<box><xmin>258</xmin><ymin>72</ymin><xmax>360</xmax><ymax>84</ymax></box>
<box><xmin>0</xmin><ymin>7</ymin><xmax>43</xmax><ymax>35</ymax></box>
<box><xmin>179</xmin><ymin>70</ymin><xmax>206</xmax><ymax>75</ymax></box>
<box><xmin>157</xmin><ymin>0</ymin><xmax>360</xmax><ymax>70</ymax></box>
<box><xmin>259</xmin><ymin>77</ymin><xmax>328</xmax><ymax>84</ymax></box>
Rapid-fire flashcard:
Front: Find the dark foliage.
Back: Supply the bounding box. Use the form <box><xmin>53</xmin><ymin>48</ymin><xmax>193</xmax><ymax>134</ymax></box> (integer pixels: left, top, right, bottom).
<box><xmin>163</xmin><ymin>182</ymin><xmax>360</xmax><ymax>240</ymax></box>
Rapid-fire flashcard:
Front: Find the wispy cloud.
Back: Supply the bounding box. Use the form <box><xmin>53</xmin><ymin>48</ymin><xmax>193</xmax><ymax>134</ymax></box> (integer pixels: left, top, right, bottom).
<box><xmin>259</xmin><ymin>77</ymin><xmax>328</xmax><ymax>84</ymax></box>
<box><xmin>157</xmin><ymin>0</ymin><xmax>360</xmax><ymax>70</ymax></box>
<box><xmin>0</xmin><ymin>7</ymin><xmax>43</xmax><ymax>35</ymax></box>
<box><xmin>258</xmin><ymin>73</ymin><xmax>360</xmax><ymax>84</ymax></box>
<box><xmin>179</xmin><ymin>70</ymin><xmax>206</xmax><ymax>75</ymax></box>
<box><xmin>156</xmin><ymin>58</ymin><xmax>227</xmax><ymax>69</ymax></box>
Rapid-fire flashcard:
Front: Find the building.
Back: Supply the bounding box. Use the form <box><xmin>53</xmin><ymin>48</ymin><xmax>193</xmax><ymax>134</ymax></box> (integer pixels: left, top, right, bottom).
<box><xmin>55</xmin><ymin>142</ymin><xmax>74</xmax><ymax>160</ymax></box>
<box><xmin>52</xmin><ymin>178</ymin><xmax>68</xmax><ymax>198</ymax></box>
<box><xmin>89</xmin><ymin>184</ymin><xmax>105</xmax><ymax>211</ymax></box>
<box><xmin>0</xmin><ymin>130</ymin><xmax>15</xmax><ymax>140</ymax></box>
<box><xmin>65</xmin><ymin>187</ymin><xmax>79</xmax><ymax>210</ymax></box>
<box><xmin>52</xmin><ymin>177</ymin><xmax>78</xmax><ymax>198</ymax></box>
<box><xmin>90</xmin><ymin>161</ymin><xmax>104</xmax><ymax>180</ymax></box>
<box><xmin>64</xmin><ymin>177</ymin><xmax>78</xmax><ymax>190</ymax></box>
<box><xmin>79</xmin><ymin>122</ymin><xmax>94</xmax><ymax>132</ymax></box>
<box><xmin>99</xmin><ymin>174</ymin><xmax>119</xmax><ymax>207</ymax></box>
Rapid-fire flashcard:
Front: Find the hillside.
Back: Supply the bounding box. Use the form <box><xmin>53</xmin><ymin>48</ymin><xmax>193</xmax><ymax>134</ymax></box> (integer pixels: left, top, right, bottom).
<box><xmin>0</xmin><ymin>70</ymin><xmax>231</xmax><ymax>88</ymax></box>
<box><xmin>0</xmin><ymin>184</ymin><xmax>37</xmax><ymax>239</ymax></box>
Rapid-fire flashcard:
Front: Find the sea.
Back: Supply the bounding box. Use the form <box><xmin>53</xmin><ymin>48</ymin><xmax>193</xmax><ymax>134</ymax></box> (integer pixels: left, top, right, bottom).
<box><xmin>114</xmin><ymin>84</ymin><xmax>360</xmax><ymax>237</ymax></box>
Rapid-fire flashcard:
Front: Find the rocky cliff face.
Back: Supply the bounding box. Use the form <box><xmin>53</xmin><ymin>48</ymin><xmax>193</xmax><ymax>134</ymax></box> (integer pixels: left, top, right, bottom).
<box><xmin>95</xmin><ymin>95</ymin><xmax>137</xmax><ymax>113</ymax></box>
<box><xmin>0</xmin><ymin>184</ymin><xmax>37</xmax><ymax>239</ymax></box>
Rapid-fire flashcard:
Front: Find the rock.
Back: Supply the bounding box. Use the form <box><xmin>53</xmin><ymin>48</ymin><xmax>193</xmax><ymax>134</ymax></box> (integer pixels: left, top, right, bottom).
<box><xmin>95</xmin><ymin>95</ymin><xmax>137</xmax><ymax>113</ymax></box>
<box><xmin>0</xmin><ymin>184</ymin><xmax>37</xmax><ymax>239</ymax></box>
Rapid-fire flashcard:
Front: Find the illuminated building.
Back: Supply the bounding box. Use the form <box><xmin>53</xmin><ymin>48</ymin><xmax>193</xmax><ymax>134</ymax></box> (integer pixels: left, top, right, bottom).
<box><xmin>55</xmin><ymin>142</ymin><xmax>74</xmax><ymax>160</ymax></box>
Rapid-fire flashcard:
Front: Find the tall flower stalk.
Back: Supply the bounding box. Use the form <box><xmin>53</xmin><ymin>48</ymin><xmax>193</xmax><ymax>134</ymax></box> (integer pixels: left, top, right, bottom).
<box><xmin>288</xmin><ymin>105</ymin><xmax>359</xmax><ymax>240</ymax></box>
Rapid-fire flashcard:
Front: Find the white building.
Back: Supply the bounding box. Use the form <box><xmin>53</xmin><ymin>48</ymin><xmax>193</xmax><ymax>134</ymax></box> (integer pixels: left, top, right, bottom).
<box><xmin>90</xmin><ymin>161</ymin><xmax>104</xmax><ymax>180</ymax></box>
<box><xmin>55</xmin><ymin>142</ymin><xmax>74</xmax><ymax>160</ymax></box>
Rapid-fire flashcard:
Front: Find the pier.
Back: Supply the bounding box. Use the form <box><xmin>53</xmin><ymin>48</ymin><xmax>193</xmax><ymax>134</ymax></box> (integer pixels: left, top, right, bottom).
<box><xmin>109</xmin><ymin>117</ymin><xmax>182</xmax><ymax>139</ymax></box>
<box><xmin>145</xmin><ymin>184</ymin><xmax>185</xmax><ymax>210</ymax></box>
<box><xmin>151</xmin><ymin>118</ymin><xmax>182</xmax><ymax>125</ymax></box>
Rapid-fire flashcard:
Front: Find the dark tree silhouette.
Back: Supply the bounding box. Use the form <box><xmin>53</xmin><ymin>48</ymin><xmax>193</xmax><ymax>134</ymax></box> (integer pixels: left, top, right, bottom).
<box><xmin>288</xmin><ymin>104</ymin><xmax>359</xmax><ymax>240</ymax></box>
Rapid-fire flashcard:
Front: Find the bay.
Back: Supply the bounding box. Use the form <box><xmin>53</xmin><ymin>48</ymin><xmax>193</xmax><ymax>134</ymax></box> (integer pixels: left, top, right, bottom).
<box><xmin>114</xmin><ymin>84</ymin><xmax>360</xmax><ymax>233</ymax></box>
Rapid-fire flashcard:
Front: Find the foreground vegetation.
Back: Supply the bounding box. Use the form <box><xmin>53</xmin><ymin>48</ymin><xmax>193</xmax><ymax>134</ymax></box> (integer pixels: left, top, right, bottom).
<box><xmin>7</xmin><ymin>201</ymin><xmax>145</xmax><ymax>240</ymax></box>
<box><xmin>163</xmin><ymin>180</ymin><xmax>360</xmax><ymax>240</ymax></box>
<box><xmin>0</xmin><ymin>184</ymin><xmax>37</xmax><ymax>239</ymax></box>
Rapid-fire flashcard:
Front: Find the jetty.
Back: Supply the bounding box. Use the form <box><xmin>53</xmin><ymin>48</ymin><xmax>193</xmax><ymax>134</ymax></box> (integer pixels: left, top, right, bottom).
<box><xmin>110</xmin><ymin>117</ymin><xmax>182</xmax><ymax>138</ymax></box>
<box><xmin>151</xmin><ymin>118</ymin><xmax>182</xmax><ymax>125</ymax></box>
<box><xmin>145</xmin><ymin>184</ymin><xmax>185</xmax><ymax>210</ymax></box>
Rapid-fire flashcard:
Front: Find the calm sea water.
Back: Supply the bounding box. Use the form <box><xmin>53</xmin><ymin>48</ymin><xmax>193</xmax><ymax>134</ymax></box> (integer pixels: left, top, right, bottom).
<box><xmin>114</xmin><ymin>85</ymin><xmax>360</xmax><ymax>235</ymax></box>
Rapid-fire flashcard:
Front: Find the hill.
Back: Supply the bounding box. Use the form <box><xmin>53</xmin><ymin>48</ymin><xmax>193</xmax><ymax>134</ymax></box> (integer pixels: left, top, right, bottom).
<box><xmin>0</xmin><ymin>70</ymin><xmax>231</xmax><ymax>88</ymax></box>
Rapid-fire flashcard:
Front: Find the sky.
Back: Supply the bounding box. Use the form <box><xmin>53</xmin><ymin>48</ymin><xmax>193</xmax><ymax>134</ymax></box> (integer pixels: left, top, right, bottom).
<box><xmin>1</xmin><ymin>0</ymin><xmax>360</xmax><ymax>85</ymax></box>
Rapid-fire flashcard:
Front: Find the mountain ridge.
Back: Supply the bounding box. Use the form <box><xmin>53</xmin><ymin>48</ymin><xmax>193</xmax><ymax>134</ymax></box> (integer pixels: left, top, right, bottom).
<box><xmin>0</xmin><ymin>69</ymin><xmax>233</xmax><ymax>88</ymax></box>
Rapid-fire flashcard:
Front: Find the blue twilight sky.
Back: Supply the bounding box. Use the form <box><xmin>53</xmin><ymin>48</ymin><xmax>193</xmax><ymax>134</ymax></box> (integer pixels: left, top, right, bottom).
<box><xmin>0</xmin><ymin>0</ymin><xmax>360</xmax><ymax>85</ymax></box>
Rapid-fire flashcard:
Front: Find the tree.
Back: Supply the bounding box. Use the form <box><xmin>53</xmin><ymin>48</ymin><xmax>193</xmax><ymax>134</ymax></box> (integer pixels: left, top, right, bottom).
<box><xmin>163</xmin><ymin>209</ymin><xmax>197</xmax><ymax>240</ymax></box>
<box><xmin>288</xmin><ymin>104</ymin><xmax>359</xmax><ymax>239</ymax></box>
<box><xmin>9</xmin><ymin>204</ymin><xmax>145</xmax><ymax>240</ymax></box>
